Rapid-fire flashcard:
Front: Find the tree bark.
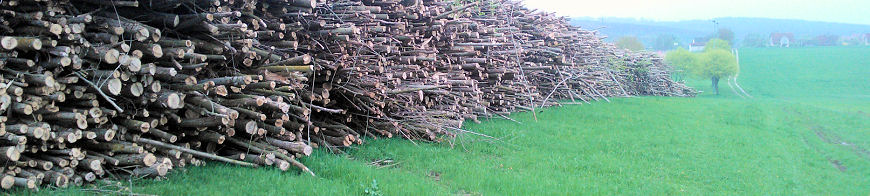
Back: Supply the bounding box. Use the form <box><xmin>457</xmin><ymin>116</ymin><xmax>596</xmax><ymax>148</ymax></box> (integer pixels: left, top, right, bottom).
<box><xmin>711</xmin><ymin>76</ymin><xmax>720</xmax><ymax>95</ymax></box>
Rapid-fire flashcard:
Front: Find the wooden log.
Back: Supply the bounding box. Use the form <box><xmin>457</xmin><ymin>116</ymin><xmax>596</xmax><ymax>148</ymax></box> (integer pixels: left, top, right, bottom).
<box><xmin>131</xmin><ymin>164</ymin><xmax>169</xmax><ymax>177</ymax></box>
<box><xmin>235</xmin><ymin>119</ymin><xmax>258</xmax><ymax>135</ymax></box>
<box><xmin>120</xmin><ymin>119</ymin><xmax>150</xmax><ymax>133</ymax></box>
<box><xmin>135</xmin><ymin>138</ymin><xmax>256</xmax><ymax>167</ymax></box>
<box><xmin>9</xmin><ymin>37</ymin><xmax>42</xmax><ymax>51</ymax></box>
<box><xmin>186</xmin><ymin>93</ymin><xmax>239</xmax><ymax>119</ymax></box>
<box><xmin>265</xmin><ymin>137</ymin><xmax>312</xmax><ymax>156</ymax></box>
<box><xmin>258</xmin><ymin>65</ymin><xmax>314</xmax><ymax>73</ymax></box>
<box><xmin>148</xmin><ymin>128</ymin><xmax>178</xmax><ymax>143</ymax></box>
<box><xmin>78</xmin><ymin>157</ymin><xmax>102</xmax><ymax>172</ymax></box>
<box><xmin>84</xmin><ymin>46</ymin><xmax>120</xmax><ymax>64</ymax></box>
<box><xmin>115</xmin><ymin>153</ymin><xmax>157</xmax><ymax>167</ymax></box>
<box><xmin>178</xmin><ymin>116</ymin><xmax>230</xmax><ymax>127</ymax></box>
<box><xmin>83</xmin><ymin>141</ymin><xmax>144</xmax><ymax>154</ymax></box>
<box><xmin>77</xmin><ymin>0</ymin><xmax>140</xmax><ymax>7</ymax></box>
<box><xmin>197</xmin><ymin>131</ymin><xmax>225</xmax><ymax>144</ymax></box>
<box><xmin>13</xmin><ymin>176</ymin><xmax>36</xmax><ymax>189</ymax></box>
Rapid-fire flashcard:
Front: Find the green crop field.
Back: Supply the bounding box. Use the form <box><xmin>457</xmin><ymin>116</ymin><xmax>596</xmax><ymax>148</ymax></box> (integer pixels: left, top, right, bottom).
<box><xmin>19</xmin><ymin>47</ymin><xmax>870</xmax><ymax>195</ymax></box>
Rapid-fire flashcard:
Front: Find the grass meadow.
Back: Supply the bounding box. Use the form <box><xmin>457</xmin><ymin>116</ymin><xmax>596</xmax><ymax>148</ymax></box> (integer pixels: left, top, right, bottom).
<box><xmin>19</xmin><ymin>47</ymin><xmax>870</xmax><ymax>195</ymax></box>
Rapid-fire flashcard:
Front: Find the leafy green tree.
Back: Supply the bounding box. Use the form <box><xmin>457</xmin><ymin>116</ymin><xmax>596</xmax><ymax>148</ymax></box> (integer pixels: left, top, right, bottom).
<box><xmin>704</xmin><ymin>38</ymin><xmax>731</xmax><ymax>52</ymax></box>
<box><xmin>664</xmin><ymin>48</ymin><xmax>697</xmax><ymax>79</ymax></box>
<box><xmin>653</xmin><ymin>34</ymin><xmax>679</xmax><ymax>51</ymax></box>
<box><xmin>615</xmin><ymin>36</ymin><xmax>645</xmax><ymax>51</ymax></box>
<box><xmin>697</xmin><ymin>49</ymin><xmax>739</xmax><ymax>94</ymax></box>
<box><xmin>665</xmin><ymin>42</ymin><xmax>739</xmax><ymax>95</ymax></box>
<box><xmin>715</xmin><ymin>28</ymin><xmax>735</xmax><ymax>44</ymax></box>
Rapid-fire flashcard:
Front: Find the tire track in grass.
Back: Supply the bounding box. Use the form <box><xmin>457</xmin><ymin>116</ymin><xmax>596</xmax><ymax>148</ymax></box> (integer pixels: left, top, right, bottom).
<box><xmin>812</xmin><ymin>126</ymin><xmax>870</xmax><ymax>161</ymax></box>
<box><xmin>801</xmin><ymin>130</ymin><xmax>848</xmax><ymax>172</ymax></box>
<box><xmin>788</xmin><ymin>104</ymin><xmax>870</xmax><ymax>173</ymax></box>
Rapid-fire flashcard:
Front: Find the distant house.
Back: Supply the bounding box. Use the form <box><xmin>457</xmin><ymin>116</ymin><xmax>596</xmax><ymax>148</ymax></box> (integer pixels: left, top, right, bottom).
<box><xmin>769</xmin><ymin>33</ymin><xmax>794</xmax><ymax>47</ymax></box>
<box><xmin>688</xmin><ymin>40</ymin><xmax>706</xmax><ymax>52</ymax></box>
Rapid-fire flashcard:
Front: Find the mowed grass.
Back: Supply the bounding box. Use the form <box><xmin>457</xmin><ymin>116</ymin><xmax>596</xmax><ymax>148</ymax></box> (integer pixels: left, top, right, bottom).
<box><xmin>20</xmin><ymin>47</ymin><xmax>870</xmax><ymax>195</ymax></box>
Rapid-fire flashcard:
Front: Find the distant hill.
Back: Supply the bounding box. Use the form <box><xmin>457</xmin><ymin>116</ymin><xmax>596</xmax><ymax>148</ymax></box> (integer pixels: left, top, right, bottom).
<box><xmin>572</xmin><ymin>17</ymin><xmax>870</xmax><ymax>47</ymax></box>
<box><xmin>571</xmin><ymin>19</ymin><xmax>705</xmax><ymax>43</ymax></box>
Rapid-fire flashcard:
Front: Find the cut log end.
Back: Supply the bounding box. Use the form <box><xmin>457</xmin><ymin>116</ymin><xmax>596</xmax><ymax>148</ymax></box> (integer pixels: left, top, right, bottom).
<box><xmin>164</xmin><ymin>93</ymin><xmax>181</xmax><ymax>109</ymax></box>
<box><xmin>26</xmin><ymin>39</ymin><xmax>42</xmax><ymax>50</ymax></box>
<box><xmin>59</xmin><ymin>57</ymin><xmax>72</xmax><ymax>67</ymax></box>
<box><xmin>135</xmin><ymin>29</ymin><xmax>150</xmax><ymax>42</ymax></box>
<box><xmin>4</xmin><ymin>147</ymin><xmax>20</xmax><ymax>161</ymax></box>
<box><xmin>139</xmin><ymin>123</ymin><xmax>151</xmax><ymax>133</ymax></box>
<box><xmin>151</xmin><ymin>45</ymin><xmax>164</xmax><ymax>58</ymax></box>
<box><xmin>212</xmin><ymin>85</ymin><xmax>228</xmax><ymax>96</ymax></box>
<box><xmin>103</xmin><ymin>129</ymin><xmax>116</xmax><ymax>141</ymax></box>
<box><xmin>84</xmin><ymin>172</ymin><xmax>96</xmax><ymax>182</ymax></box>
<box><xmin>129</xmin><ymin>82</ymin><xmax>144</xmax><ymax>97</ymax></box>
<box><xmin>76</xmin><ymin>118</ymin><xmax>88</xmax><ymax>130</ymax></box>
<box><xmin>41</xmin><ymin>161</ymin><xmax>53</xmax><ymax>170</ymax></box>
<box><xmin>255</xmin><ymin>97</ymin><xmax>267</xmax><ymax>106</ymax></box>
<box><xmin>0</xmin><ymin>37</ymin><xmax>17</xmax><ymax>50</ymax></box>
<box><xmin>243</xmin><ymin>121</ymin><xmax>258</xmax><ymax>134</ymax></box>
<box><xmin>0</xmin><ymin>175</ymin><xmax>13</xmax><ymax>189</ymax></box>
<box><xmin>49</xmin><ymin>24</ymin><xmax>63</xmax><ymax>35</ymax></box>
<box><xmin>155</xmin><ymin>164</ymin><xmax>169</xmax><ymax>176</ymax></box>
<box><xmin>104</xmin><ymin>49</ymin><xmax>121</xmax><ymax>64</ymax></box>
<box><xmin>302</xmin><ymin>145</ymin><xmax>313</xmax><ymax>156</ymax></box>
<box><xmin>171</xmin><ymin>15</ymin><xmax>181</xmax><ymax>27</ymax></box>
<box><xmin>105</xmin><ymin>78</ymin><xmax>123</xmax><ymax>96</ymax></box>
<box><xmin>53</xmin><ymin>175</ymin><xmax>68</xmax><ymax>188</ymax></box>
<box><xmin>277</xmin><ymin>160</ymin><xmax>290</xmax><ymax>171</ymax></box>
<box><xmin>128</xmin><ymin>58</ymin><xmax>142</xmax><ymax>72</ymax></box>
<box><xmin>143</xmin><ymin>153</ymin><xmax>157</xmax><ymax>167</ymax></box>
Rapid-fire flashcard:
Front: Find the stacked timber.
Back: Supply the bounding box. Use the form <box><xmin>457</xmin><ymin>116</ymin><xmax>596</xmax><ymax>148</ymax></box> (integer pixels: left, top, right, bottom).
<box><xmin>0</xmin><ymin>0</ymin><xmax>693</xmax><ymax>190</ymax></box>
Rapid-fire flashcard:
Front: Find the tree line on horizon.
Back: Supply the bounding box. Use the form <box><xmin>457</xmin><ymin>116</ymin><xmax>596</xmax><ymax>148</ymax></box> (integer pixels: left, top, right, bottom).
<box><xmin>614</xmin><ymin>28</ymin><xmax>864</xmax><ymax>51</ymax></box>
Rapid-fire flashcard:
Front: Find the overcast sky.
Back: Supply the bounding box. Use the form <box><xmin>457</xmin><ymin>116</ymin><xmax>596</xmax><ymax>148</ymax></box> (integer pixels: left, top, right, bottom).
<box><xmin>522</xmin><ymin>0</ymin><xmax>870</xmax><ymax>25</ymax></box>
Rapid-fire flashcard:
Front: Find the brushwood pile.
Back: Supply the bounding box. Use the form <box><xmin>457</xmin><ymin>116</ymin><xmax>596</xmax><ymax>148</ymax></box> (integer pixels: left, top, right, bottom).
<box><xmin>0</xmin><ymin>0</ymin><xmax>694</xmax><ymax>190</ymax></box>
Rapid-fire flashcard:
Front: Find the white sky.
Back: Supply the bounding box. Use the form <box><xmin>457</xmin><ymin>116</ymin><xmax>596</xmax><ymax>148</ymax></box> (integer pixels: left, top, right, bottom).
<box><xmin>522</xmin><ymin>0</ymin><xmax>870</xmax><ymax>25</ymax></box>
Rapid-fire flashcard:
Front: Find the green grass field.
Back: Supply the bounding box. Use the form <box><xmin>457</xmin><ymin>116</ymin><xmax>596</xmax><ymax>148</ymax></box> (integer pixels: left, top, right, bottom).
<box><xmin>21</xmin><ymin>47</ymin><xmax>870</xmax><ymax>195</ymax></box>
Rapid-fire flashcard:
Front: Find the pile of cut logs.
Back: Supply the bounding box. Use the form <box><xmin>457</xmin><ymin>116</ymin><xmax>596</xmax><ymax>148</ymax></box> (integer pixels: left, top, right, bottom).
<box><xmin>0</xmin><ymin>0</ymin><xmax>693</xmax><ymax>190</ymax></box>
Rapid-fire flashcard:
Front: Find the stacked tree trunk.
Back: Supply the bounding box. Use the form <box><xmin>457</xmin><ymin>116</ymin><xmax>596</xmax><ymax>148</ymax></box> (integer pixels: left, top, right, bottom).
<box><xmin>0</xmin><ymin>0</ymin><xmax>693</xmax><ymax>190</ymax></box>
